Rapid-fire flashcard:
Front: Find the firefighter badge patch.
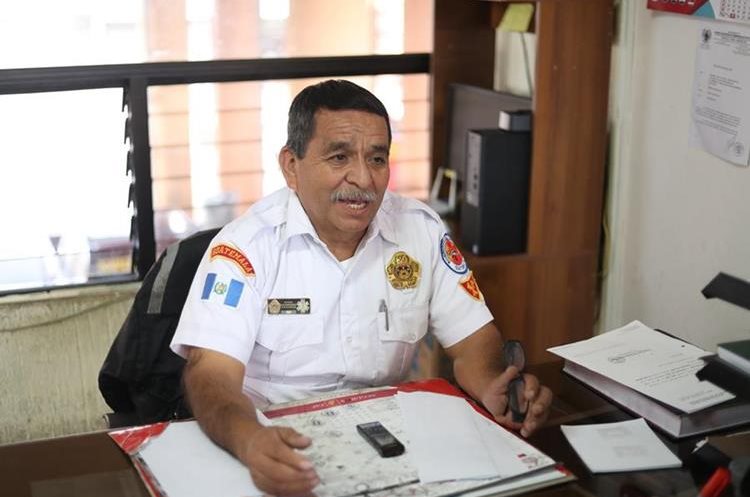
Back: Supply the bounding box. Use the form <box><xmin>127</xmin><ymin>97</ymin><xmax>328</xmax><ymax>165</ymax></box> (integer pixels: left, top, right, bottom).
<box><xmin>439</xmin><ymin>234</ymin><xmax>468</xmax><ymax>274</ymax></box>
<box><xmin>386</xmin><ymin>251</ymin><xmax>421</xmax><ymax>290</ymax></box>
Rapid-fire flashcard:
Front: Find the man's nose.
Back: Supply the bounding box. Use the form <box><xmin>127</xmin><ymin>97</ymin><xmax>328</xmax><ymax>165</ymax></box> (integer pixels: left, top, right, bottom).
<box><xmin>345</xmin><ymin>155</ymin><xmax>373</xmax><ymax>187</ymax></box>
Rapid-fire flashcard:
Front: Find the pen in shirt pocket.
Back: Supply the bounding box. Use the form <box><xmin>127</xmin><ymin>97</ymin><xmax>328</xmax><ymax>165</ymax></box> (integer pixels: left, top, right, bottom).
<box><xmin>379</xmin><ymin>299</ymin><xmax>389</xmax><ymax>331</ymax></box>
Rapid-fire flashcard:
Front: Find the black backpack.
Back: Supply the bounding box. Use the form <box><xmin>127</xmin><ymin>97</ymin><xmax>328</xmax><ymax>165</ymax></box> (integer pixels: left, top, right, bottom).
<box><xmin>98</xmin><ymin>228</ymin><xmax>220</xmax><ymax>426</ymax></box>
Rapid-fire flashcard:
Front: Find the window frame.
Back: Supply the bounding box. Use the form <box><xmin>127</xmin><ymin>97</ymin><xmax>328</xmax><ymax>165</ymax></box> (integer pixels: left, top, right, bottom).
<box><xmin>0</xmin><ymin>54</ymin><xmax>430</xmax><ymax>294</ymax></box>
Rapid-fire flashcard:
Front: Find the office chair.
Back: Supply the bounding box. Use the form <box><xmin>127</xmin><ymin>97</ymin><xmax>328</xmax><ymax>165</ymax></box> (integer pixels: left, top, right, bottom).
<box><xmin>98</xmin><ymin>228</ymin><xmax>221</xmax><ymax>428</ymax></box>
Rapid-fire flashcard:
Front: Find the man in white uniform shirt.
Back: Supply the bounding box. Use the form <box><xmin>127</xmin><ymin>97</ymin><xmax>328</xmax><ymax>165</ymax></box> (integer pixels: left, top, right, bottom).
<box><xmin>171</xmin><ymin>80</ymin><xmax>552</xmax><ymax>496</ymax></box>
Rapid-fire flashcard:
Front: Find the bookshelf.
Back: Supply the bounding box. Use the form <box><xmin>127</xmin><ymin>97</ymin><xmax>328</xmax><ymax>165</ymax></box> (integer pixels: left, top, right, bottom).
<box><xmin>429</xmin><ymin>0</ymin><xmax>614</xmax><ymax>366</ymax></box>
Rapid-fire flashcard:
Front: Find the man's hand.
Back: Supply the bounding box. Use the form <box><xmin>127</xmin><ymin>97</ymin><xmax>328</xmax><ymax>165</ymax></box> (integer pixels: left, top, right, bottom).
<box><xmin>446</xmin><ymin>323</ymin><xmax>554</xmax><ymax>438</ymax></box>
<box><xmin>480</xmin><ymin>366</ymin><xmax>553</xmax><ymax>437</ymax></box>
<box><xmin>240</xmin><ymin>426</ymin><xmax>319</xmax><ymax>496</ymax></box>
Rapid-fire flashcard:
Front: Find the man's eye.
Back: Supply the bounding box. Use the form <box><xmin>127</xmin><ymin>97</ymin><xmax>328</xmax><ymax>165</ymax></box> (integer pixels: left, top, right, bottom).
<box><xmin>371</xmin><ymin>156</ymin><xmax>388</xmax><ymax>166</ymax></box>
<box><xmin>330</xmin><ymin>154</ymin><xmax>347</xmax><ymax>163</ymax></box>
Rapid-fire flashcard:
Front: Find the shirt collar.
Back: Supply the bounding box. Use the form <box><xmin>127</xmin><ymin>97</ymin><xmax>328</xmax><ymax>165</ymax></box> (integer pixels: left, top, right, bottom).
<box><xmin>281</xmin><ymin>190</ymin><xmax>318</xmax><ymax>243</ymax></box>
<box><xmin>369</xmin><ymin>191</ymin><xmax>399</xmax><ymax>245</ymax></box>
<box><xmin>279</xmin><ymin>189</ymin><xmax>399</xmax><ymax>247</ymax></box>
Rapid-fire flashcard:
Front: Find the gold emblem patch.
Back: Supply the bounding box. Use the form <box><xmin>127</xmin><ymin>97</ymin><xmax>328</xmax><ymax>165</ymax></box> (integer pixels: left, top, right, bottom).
<box><xmin>386</xmin><ymin>251</ymin><xmax>421</xmax><ymax>290</ymax></box>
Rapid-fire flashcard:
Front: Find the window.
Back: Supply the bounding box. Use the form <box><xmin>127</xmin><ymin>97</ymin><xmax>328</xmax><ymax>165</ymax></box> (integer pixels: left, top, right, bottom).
<box><xmin>0</xmin><ymin>0</ymin><xmax>432</xmax><ymax>294</ymax></box>
<box><xmin>0</xmin><ymin>89</ymin><xmax>131</xmax><ymax>291</ymax></box>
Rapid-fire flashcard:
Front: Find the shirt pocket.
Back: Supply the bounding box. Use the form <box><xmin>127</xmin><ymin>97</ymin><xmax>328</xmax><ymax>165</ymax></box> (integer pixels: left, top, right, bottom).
<box><xmin>376</xmin><ymin>303</ymin><xmax>429</xmax><ymax>382</ymax></box>
<box><xmin>256</xmin><ymin>314</ymin><xmax>325</xmax><ymax>378</ymax></box>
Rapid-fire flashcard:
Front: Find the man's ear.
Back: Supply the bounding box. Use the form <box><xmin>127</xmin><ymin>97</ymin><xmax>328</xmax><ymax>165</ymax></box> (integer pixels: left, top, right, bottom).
<box><xmin>278</xmin><ymin>146</ymin><xmax>298</xmax><ymax>191</ymax></box>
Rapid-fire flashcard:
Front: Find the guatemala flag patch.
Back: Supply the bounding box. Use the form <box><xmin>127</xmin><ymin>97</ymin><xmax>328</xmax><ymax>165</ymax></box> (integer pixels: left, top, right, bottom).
<box><xmin>201</xmin><ymin>272</ymin><xmax>244</xmax><ymax>308</ymax></box>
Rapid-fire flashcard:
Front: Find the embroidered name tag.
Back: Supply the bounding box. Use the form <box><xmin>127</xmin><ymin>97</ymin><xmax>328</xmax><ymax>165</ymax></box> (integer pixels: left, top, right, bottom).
<box><xmin>267</xmin><ymin>298</ymin><xmax>311</xmax><ymax>315</ymax></box>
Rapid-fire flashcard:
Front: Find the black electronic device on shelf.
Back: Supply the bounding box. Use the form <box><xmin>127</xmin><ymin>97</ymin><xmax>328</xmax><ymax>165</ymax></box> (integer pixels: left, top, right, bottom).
<box><xmin>460</xmin><ymin>128</ymin><xmax>531</xmax><ymax>255</ymax></box>
<box><xmin>444</xmin><ymin>84</ymin><xmax>532</xmax><ymax>256</ymax></box>
<box><xmin>444</xmin><ymin>84</ymin><xmax>531</xmax><ymax>182</ymax></box>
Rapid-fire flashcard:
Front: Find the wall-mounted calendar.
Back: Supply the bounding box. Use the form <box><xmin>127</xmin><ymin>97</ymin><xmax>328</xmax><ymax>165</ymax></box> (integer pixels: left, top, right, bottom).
<box><xmin>648</xmin><ymin>0</ymin><xmax>750</xmax><ymax>26</ymax></box>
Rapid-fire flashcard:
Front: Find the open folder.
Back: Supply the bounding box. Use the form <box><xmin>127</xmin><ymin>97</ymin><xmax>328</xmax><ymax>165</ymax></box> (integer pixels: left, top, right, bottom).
<box><xmin>109</xmin><ymin>379</ymin><xmax>573</xmax><ymax>497</ymax></box>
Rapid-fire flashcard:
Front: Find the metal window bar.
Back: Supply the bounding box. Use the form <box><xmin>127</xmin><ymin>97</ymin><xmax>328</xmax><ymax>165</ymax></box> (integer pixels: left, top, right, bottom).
<box><xmin>0</xmin><ymin>54</ymin><xmax>430</xmax><ymax>280</ymax></box>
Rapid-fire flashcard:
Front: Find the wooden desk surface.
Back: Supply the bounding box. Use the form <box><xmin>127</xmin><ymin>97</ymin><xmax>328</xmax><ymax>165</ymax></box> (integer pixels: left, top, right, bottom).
<box><xmin>0</xmin><ymin>362</ymin><xmax>740</xmax><ymax>497</ymax></box>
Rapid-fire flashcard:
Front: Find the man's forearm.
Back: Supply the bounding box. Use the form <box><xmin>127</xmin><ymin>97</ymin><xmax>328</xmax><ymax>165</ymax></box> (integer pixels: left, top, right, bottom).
<box><xmin>183</xmin><ymin>350</ymin><xmax>262</xmax><ymax>458</ymax></box>
<box><xmin>453</xmin><ymin>348</ymin><xmax>505</xmax><ymax>403</ymax></box>
<box><xmin>449</xmin><ymin>323</ymin><xmax>506</xmax><ymax>403</ymax></box>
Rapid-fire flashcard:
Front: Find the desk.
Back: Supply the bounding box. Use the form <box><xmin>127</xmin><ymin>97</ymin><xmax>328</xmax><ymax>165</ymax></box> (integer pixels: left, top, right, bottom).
<box><xmin>0</xmin><ymin>362</ymin><xmax>742</xmax><ymax>497</ymax></box>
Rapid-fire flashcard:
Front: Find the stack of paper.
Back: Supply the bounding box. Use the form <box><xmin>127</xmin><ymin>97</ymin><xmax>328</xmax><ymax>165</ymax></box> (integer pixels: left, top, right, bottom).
<box><xmin>110</xmin><ymin>381</ymin><xmax>574</xmax><ymax>497</ymax></box>
<box><xmin>138</xmin><ymin>421</ymin><xmax>262</xmax><ymax>497</ymax></box>
<box><xmin>396</xmin><ymin>391</ymin><xmax>552</xmax><ymax>483</ymax></box>
<box><xmin>548</xmin><ymin>320</ymin><xmax>750</xmax><ymax>438</ymax></box>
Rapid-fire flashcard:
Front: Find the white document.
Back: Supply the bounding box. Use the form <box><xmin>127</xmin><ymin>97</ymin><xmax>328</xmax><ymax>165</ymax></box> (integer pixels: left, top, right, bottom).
<box><xmin>397</xmin><ymin>391</ymin><xmax>496</xmax><ymax>482</ymax></box>
<box><xmin>547</xmin><ymin>320</ymin><xmax>734</xmax><ymax>413</ymax></box>
<box><xmin>689</xmin><ymin>22</ymin><xmax>750</xmax><ymax>166</ymax></box>
<box><xmin>138</xmin><ymin>420</ymin><xmax>263</xmax><ymax>497</ymax></box>
<box><xmin>561</xmin><ymin>419</ymin><xmax>681</xmax><ymax>473</ymax></box>
<box><xmin>396</xmin><ymin>391</ymin><xmax>552</xmax><ymax>484</ymax></box>
<box><xmin>470</xmin><ymin>405</ymin><xmax>552</xmax><ymax>478</ymax></box>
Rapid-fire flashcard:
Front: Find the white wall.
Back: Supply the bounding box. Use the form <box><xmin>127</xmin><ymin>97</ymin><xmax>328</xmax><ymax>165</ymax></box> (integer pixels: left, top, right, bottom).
<box><xmin>0</xmin><ymin>284</ymin><xmax>136</xmax><ymax>443</ymax></box>
<box><xmin>601</xmin><ymin>2</ymin><xmax>750</xmax><ymax>348</ymax></box>
<box><xmin>494</xmin><ymin>4</ymin><xmax>750</xmax><ymax>349</ymax></box>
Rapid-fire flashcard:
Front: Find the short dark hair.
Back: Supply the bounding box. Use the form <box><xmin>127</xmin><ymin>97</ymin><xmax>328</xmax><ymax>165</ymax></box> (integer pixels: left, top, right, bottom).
<box><xmin>285</xmin><ymin>79</ymin><xmax>391</xmax><ymax>158</ymax></box>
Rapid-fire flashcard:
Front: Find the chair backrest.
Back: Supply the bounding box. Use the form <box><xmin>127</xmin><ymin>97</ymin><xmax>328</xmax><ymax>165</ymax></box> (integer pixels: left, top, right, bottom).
<box><xmin>98</xmin><ymin>228</ymin><xmax>221</xmax><ymax>426</ymax></box>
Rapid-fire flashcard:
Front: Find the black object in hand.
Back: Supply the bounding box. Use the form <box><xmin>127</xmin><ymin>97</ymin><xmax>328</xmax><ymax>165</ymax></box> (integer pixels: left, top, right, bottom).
<box><xmin>503</xmin><ymin>340</ymin><xmax>528</xmax><ymax>423</ymax></box>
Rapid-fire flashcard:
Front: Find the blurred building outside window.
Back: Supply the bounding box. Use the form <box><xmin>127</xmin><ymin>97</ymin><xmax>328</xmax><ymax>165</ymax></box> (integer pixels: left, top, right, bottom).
<box><xmin>0</xmin><ymin>0</ymin><xmax>432</xmax><ymax>293</ymax></box>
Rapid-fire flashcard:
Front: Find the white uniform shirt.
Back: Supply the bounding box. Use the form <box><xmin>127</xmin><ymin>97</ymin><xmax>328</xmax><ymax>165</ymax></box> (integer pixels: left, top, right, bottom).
<box><xmin>171</xmin><ymin>188</ymin><xmax>493</xmax><ymax>407</ymax></box>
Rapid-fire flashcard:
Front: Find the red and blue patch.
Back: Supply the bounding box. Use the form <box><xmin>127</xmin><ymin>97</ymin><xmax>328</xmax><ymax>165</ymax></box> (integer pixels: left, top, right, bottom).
<box><xmin>439</xmin><ymin>234</ymin><xmax>468</xmax><ymax>274</ymax></box>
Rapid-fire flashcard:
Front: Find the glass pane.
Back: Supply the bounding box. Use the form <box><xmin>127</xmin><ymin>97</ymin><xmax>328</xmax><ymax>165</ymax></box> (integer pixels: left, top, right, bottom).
<box><xmin>149</xmin><ymin>74</ymin><xmax>430</xmax><ymax>254</ymax></box>
<box><xmin>0</xmin><ymin>89</ymin><xmax>132</xmax><ymax>292</ymax></box>
<box><xmin>0</xmin><ymin>0</ymin><xmax>432</xmax><ymax>69</ymax></box>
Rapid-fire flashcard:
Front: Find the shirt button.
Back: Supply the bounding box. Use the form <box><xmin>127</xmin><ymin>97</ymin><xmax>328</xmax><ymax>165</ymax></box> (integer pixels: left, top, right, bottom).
<box><xmin>346</xmin><ymin>336</ymin><xmax>352</xmax><ymax>342</ymax></box>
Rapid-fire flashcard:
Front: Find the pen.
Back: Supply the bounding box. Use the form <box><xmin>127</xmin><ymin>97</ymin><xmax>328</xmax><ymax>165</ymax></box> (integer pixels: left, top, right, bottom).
<box><xmin>379</xmin><ymin>299</ymin><xmax>389</xmax><ymax>331</ymax></box>
<box><xmin>698</xmin><ymin>466</ymin><xmax>731</xmax><ymax>497</ymax></box>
